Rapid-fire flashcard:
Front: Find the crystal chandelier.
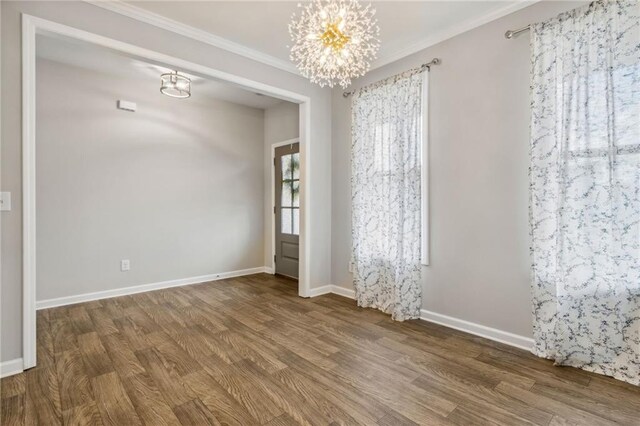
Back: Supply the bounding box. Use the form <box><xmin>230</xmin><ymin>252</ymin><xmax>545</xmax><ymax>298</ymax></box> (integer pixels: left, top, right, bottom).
<box><xmin>289</xmin><ymin>0</ymin><xmax>380</xmax><ymax>88</ymax></box>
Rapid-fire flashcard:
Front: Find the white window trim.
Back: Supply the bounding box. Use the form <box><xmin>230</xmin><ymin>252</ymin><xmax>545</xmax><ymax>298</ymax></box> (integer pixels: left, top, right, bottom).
<box><xmin>421</xmin><ymin>71</ymin><xmax>430</xmax><ymax>266</ymax></box>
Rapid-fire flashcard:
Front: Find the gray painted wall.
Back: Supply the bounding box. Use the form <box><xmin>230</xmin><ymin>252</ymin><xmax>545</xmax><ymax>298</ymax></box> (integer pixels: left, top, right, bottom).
<box><xmin>331</xmin><ymin>1</ymin><xmax>586</xmax><ymax>339</ymax></box>
<box><xmin>36</xmin><ymin>58</ymin><xmax>265</xmax><ymax>302</ymax></box>
<box><xmin>263</xmin><ymin>102</ymin><xmax>300</xmax><ymax>268</ymax></box>
<box><xmin>0</xmin><ymin>0</ymin><xmax>590</xmax><ymax>364</ymax></box>
<box><xmin>1</xmin><ymin>1</ymin><xmax>332</xmax><ymax>363</ymax></box>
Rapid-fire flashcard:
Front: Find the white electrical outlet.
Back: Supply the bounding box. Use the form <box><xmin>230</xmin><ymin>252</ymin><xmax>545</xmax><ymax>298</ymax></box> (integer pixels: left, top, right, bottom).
<box><xmin>121</xmin><ymin>259</ymin><xmax>130</xmax><ymax>271</ymax></box>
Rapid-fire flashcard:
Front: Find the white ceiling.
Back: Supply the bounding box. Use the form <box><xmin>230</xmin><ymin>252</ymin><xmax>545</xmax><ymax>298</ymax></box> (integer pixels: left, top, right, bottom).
<box><xmin>36</xmin><ymin>34</ymin><xmax>285</xmax><ymax>109</ymax></box>
<box><xmin>124</xmin><ymin>1</ymin><xmax>532</xmax><ymax>69</ymax></box>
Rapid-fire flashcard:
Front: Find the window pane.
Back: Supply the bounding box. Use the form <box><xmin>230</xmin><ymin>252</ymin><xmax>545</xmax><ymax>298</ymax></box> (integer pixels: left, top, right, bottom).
<box><xmin>292</xmin><ymin>208</ymin><xmax>299</xmax><ymax>235</ymax></box>
<box><xmin>292</xmin><ymin>180</ymin><xmax>299</xmax><ymax>207</ymax></box>
<box><xmin>292</xmin><ymin>153</ymin><xmax>300</xmax><ymax>180</ymax></box>
<box><xmin>281</xmin><ymin>154</ymin><xmax>293</xmax><ymax>180</ymax></box>
<box><xmin>281</xmin><ymin>181</ymin><xmax>293</xmax><ymax>207</ymax></box>
<box><xmin>281</xmin><ymin>208</ymin><xmax>292</xmax><ymax>234</ymax></box>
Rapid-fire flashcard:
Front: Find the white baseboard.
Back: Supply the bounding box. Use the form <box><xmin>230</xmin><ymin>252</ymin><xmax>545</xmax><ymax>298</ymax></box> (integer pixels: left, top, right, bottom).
<box><xmin>312</xmin><ymin>284</ymin><xmax>533</xmax><ymax>352</ymax></box>
<box><xmin>35</xmin><ymin>271</ymin><xmax>533</xmax><ymax>353</ymax></box>
<box><xmin>263</xmin><ymin>266</ymin><xmax>274</xmax><ymax>274</ymax></box>
<box><xmin>1</xmin><ymin>358</ymin><xmax>24</xmax><ymax>378</ymax></box>
<box><xmin>330</xmin><ymin>285</ymin><xmax>356</xmax><ymax>299</ymax></box>
<box><xmin>36</xmin><ymin>266</ymin><xmax>271</xmax><ymax>310</ymax></box>
<box><xmin>420</xmin><ymin>309</ymin><xmax>534</xmax><ymax>351</ymax></box>
<box><xmin>307</xmin><ymin>285</ymin><xmax>356</xmax><ymax>298</ymax></box>
<box><xmin>307</xmin><ymin>285</ymin><xmax>334</xmax><ymax>297</ymax></box>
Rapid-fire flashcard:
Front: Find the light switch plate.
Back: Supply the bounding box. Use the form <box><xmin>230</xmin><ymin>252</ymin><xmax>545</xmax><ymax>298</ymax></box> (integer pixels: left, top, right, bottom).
<box><xmin>117</xmin><ymin>100</ymin><xmax>137</xmax><ymax>112</ymax></box>
<box><xmin>0</xmin><ymin>192</ymin><xmax>11</xmax><ymax>211</ymax></box>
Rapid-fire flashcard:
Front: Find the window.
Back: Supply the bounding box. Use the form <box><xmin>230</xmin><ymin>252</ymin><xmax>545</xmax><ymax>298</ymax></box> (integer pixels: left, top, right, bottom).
<box><xmin>369</xmin><ymin>116</ymin><xmax>428</xmax><ymax>266</ymax></box>
<box><xmin>281</xmin><ymin>152</ymin><xmax>300</xmax><ymax>235</ymax></box>
<box><xmin>563</xmin><ymin>66</ymin><xmax>640</xmax><ymax>276</ymax></box>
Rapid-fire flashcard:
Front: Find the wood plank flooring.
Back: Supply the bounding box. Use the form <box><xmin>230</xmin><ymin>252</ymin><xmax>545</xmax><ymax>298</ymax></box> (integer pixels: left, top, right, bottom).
<box><xmin>2</xmin><ymin>273</ymin><xmax>639</xmax><ymax>425</ymax></box>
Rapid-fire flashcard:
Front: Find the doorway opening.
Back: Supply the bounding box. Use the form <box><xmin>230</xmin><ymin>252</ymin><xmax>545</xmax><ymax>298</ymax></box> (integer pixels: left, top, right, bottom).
<box><xmin>22</xmin><ymin>14</ymin><xmax>313</xmax><ymax>371</ymax></box>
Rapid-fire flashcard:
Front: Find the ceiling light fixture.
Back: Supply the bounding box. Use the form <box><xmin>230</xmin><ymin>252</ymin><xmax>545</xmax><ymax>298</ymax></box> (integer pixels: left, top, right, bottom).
<box><xmin>289</xmin><ymin>0</ymin><xmax>380</xmax><ymax>88</ymax></box>
<box><xmin>160</xmin><ymin>71</ymin><xmax>191</xmax><ymax>98</ymax></box>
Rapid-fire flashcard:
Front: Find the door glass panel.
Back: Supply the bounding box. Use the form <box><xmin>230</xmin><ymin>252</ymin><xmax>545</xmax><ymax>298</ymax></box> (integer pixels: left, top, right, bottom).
<box><xmin>281</xmin><ymin>181</ymin><xmax>293</xmax><ymax>207</ymax></box>
<box><xmin>281</xmin><ymin>208</ymin><xmax>292</xmax><ymax>234</ymax></box>
<box><xmin>281</xmin><ymin>154</ymin><xmax>293</xmax><ymax>180</ymax></box>
<box><xmin>292</xmin><ymin>153</ymin><xmax>300</xmax><ymax>180</ymax></box>
<box><xmin>292</xmin><ymin>208</ymin><xmax>299</xmax><ymax>235</ymax></box>
<box><xmin>277</xmin><ymin>149</ymin><xmax>300</xmax><ymax>236</ymax></box>
<box><xmin>292</xmin><ymin>181</ymin><xmax>300</xmax><ymax>207</ymax></box>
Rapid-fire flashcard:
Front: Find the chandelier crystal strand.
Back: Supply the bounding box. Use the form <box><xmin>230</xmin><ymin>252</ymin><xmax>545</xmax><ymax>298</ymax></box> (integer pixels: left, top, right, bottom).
<box><xmin>289</xmin><ymin>0</ymin><xmax>380</xmax><ymax>88</ymax></box>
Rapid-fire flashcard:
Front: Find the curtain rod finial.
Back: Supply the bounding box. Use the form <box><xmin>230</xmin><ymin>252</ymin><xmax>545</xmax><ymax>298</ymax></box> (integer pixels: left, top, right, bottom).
<box><xmin>505</xmin><ymin>30</ymin><xmax>515</xmax><ymax>39</ymax></box>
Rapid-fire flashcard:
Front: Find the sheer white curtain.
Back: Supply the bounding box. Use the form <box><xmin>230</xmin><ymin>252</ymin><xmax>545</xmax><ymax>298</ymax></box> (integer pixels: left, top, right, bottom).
<box><xmin>530</xmin><ymin>0</ymin><xmax>640</xmax><ymax>385</ymax></box>
<box><xmin>351</xmin><ymin>69</ymin><xmax>425</xmax><ymax>321</ymax></box>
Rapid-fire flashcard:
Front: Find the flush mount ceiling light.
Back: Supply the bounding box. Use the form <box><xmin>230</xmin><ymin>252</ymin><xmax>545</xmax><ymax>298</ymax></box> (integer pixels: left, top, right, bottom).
<box><xmin>160</xmin><ymin>71</ymin><xmax>191</xmax><ymax>98</ymax></box>
<box><xmin>289</xmin><ymin>0</ymin><xmax>380</xmax><ymax>88</ymax></box>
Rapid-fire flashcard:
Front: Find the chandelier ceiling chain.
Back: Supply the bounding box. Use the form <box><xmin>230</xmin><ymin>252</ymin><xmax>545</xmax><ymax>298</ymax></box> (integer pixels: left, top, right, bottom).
<box><xmin>289</xmin><ymin>0</ymin><xmax>380</xmax><ymax>88</ymax></box>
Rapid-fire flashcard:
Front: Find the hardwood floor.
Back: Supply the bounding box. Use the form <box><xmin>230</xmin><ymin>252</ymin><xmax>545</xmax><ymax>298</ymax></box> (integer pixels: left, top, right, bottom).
<box><xmin>2</xmin><ymin>273</ymin><xmax>639</xmax><ymax>425</ymax></box>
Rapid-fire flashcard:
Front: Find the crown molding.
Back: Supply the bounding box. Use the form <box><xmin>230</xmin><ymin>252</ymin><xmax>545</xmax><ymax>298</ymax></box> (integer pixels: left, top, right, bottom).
<box><xmin>84</xmin><ymin>0</ymin><xmax>300</xmax><ymax>75</ymax></box>
<box><xmin>370</xmin><ymin>1</ymin><xmax>539</xmax><ymax>70</ymax></box>
<box><xmin>84</xmin><ymin>1</ymin><xmax>538</xmax><ymax>78</ymax></box>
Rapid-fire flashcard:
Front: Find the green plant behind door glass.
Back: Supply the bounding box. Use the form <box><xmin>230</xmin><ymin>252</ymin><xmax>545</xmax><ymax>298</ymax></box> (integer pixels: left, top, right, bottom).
<box><xmin>281</xmin><ymin>153</ymin><xmax>300</xmax><ymax>235</ymax></box>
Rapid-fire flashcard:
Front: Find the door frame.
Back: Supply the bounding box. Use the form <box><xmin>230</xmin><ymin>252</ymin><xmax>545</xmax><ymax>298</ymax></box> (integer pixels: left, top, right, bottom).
<box><xmin>271</xmin><ymin>138</ymin><xmax>300</xmax><ymax>276</ymax></box>
<box><xmin>21</xmin><ymin>14</ymin><xmax>313</xmax><ymax>370</ymax></box>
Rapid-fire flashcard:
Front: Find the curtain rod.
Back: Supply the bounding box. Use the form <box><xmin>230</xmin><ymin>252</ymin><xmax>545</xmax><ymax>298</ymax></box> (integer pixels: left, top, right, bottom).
<box><xmin>342</xmin><ymin>58</ymin><xmax>440</xmax><ymax>98</ymax></box>
<box><xmin>505</xmin><ymin>25</ymin><xmax>531</xmax><ymax>39</ymax></box>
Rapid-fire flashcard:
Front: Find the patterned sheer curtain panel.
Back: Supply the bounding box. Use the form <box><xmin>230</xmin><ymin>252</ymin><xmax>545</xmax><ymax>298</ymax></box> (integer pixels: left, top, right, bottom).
<box><xmin>351</xmin><ymin>69</ymin><xmax>426</xmax><ymax>321</ymax></box>
<box><xmin>529</xmin><ymin>0</ymin><xmax>640</xmax><ymax>385</ymax></box>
